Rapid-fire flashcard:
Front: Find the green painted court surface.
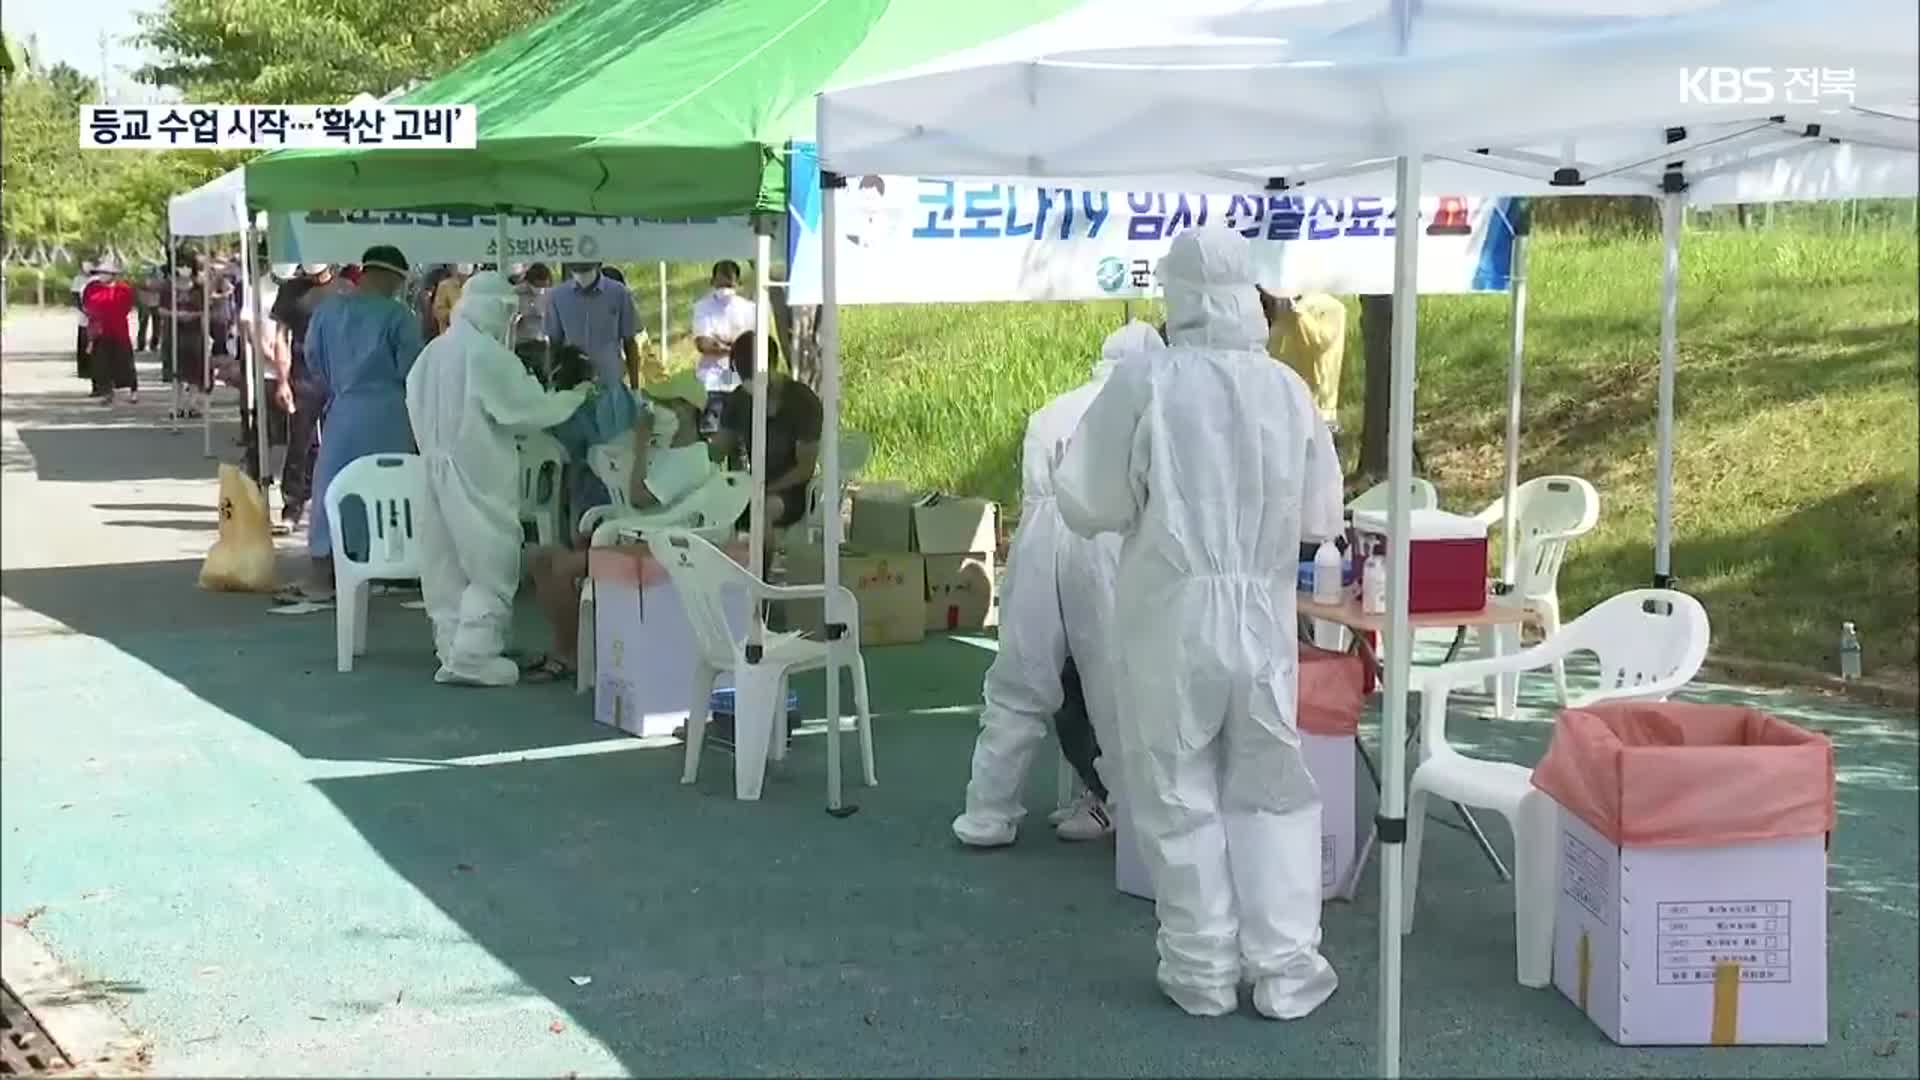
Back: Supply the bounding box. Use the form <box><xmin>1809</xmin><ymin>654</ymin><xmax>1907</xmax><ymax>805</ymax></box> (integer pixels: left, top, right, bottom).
<box><xmin>3</xmin><ymin>315</ymin><xmax>1915</xmax><ymax>1076</ymax></box>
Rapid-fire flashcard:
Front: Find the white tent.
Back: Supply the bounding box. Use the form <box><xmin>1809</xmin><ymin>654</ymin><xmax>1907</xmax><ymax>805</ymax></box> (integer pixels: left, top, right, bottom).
<box><xmin>166</xmin><ymin>167</ymin><xmax>263</xmax><ymax>462</ymax></box>
<box><xmin>810</xmin><ymin>2</ymin><xmax>1918</xmax><ymax>1075</ymax></box>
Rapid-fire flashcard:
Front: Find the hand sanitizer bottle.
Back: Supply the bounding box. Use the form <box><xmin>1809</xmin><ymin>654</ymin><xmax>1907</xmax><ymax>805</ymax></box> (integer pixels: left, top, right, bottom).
<box><xmin>1362</xmin><ymin>554</ymin><xmax>1388</xmax><ymax>616</ymax></box>
<box><xmin>1839</xmin><ymin>622</ymin><xmax>1862</xmax><ymax>680</ymax></box>
<box><xmin>1312</xmin><ymin>540</ymin><xmax>1343</xmax><ymax>605</ymax></box>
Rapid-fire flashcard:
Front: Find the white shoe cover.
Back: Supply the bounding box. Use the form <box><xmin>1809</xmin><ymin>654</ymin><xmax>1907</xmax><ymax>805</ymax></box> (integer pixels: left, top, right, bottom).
<box><xmin>1252</xmin><ymin>956</ymin><xmax>1340</xmax><ymax>1020</ymax></box>
<box><xmin>1158</xmin><ymin>976</ymin><xmax>1237</xmax><ymax>1018</ymax></box>
<box><xmin>434</xmin><ymin>656</ymin><xmax>520</xmax><ymax>687</ymax></box>
<box><xmin>952</xmin><ymin>813</ymin><xmax>1017</xmax><ymax>848</ymax></box>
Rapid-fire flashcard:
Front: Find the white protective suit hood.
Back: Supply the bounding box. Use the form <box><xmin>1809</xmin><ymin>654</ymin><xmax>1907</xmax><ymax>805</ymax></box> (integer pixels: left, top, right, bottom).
<box><xmin>1052</xmin><ymin>225</ymin><xmax>1345</xmax><ymax>1022</ymax></box>
<box><xmin>452</xmin><ymin>270</ymin><xmax>518</xmax><ymax>341</ymax></box>
<box><xmin>1094</xmin><ymin>320</ymin><xmax>1162</xmax><ymax>383</ymax></box>
<box><xmin>405</xmin><ymin>271</ymin><xmax>588</xmax><ymax>687</ymax></box>
<box><xmin>1157</xmin><ymin>228</ymin><xmax>1268</xmax><ymax>353</ymax></box>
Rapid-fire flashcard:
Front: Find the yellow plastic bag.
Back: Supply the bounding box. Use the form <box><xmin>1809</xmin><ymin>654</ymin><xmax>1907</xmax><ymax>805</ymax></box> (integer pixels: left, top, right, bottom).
<box><xmin>199</xmin><ymin>464</ymin><xmax>279</xmax><ymax>593</ymax></box>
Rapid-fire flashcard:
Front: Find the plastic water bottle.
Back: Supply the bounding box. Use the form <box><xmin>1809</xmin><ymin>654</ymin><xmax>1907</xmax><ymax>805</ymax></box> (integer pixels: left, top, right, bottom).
<box><xmin>1362</xmin><ymin>555</ymin><xmax>1387</xmax><ymax>616</ymax></box>
<box><xmin>1839</xmin><ymin>622</ymin><xmax>1862</xmax><ymax>680</ymax></box>
<box><xmin>1312</xmin><ymin>540</ymin><xmax>1343</xmax><ymax>605</ymax></box>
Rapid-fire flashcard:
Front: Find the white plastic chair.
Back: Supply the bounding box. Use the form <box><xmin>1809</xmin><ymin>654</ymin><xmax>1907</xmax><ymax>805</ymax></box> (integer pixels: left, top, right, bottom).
<box><xmin>323</xmin><ymin>454</ymin><xmax>428</xmax><ymax>673</ymax></box>
<box><xmin>1346</xmin><ymin>477</ymin><xmax>1440</xmax><ymax>514</ymax></box>
<box><xmin>1401</xmin><ymin>589</ymin><xmax>1711</xmax><ymax>988</ymax></box>
<box><xmin>646</xmin><ymin>530</ymin><xmax>876</xmax><ymax>804</ymax></box>
<box><xmin>573</xmin><ymin>471</ymin><xmax>752</xmax><ymax>696</ymax></box>
<box><xmin>516</xmin><ymin>431</ymin><xmax>569</xmax><ymax>547</ymax></box>
<box><xmin>584</xmin><ymin>441</ymin><xmax>635</xmax><ymax>525</ymax></box>
<box><xmin>1465</xmin><ymin>475</ymin><xmax>1602</xmax><ymax>709</ymax></box>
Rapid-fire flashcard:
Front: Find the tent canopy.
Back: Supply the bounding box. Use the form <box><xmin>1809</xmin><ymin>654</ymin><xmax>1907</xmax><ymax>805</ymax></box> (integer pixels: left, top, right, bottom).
<box><xmin>816</xmin><ymin>0</ymin><xmax>1919</xmax><ymax>191</ymax></box>
<box><xmin>244</xmin><ymin>0</ymin><xmax>1080</xmax><ymax>219</ymax></box>
<box><xmin>167</xmin><ymin>168</ymin><xmax>249</xmax><ymax>237</ymax></box>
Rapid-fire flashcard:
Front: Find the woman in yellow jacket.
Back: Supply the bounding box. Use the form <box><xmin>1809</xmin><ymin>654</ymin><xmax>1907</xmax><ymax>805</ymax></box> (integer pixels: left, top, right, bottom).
<box><xmin>1260</xmin><ymin>289</ymin><xmax>1348</xmax><ymax>438</ymax></box>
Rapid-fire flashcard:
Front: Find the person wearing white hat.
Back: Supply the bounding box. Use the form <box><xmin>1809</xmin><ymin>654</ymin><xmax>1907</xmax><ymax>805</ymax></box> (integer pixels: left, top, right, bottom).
<box><xmin>1055</xmin><ymin>226</ymin><xmax>1344</xmax><ymax>1021</ymax></box>
<box><xmin>406</xmin><ymin>270</ymin><xmax>593</xmax><ymax>687</ymax></box>
<box><xmin>520</xmin><ymin>366</ymin><xmax>715</xmax><ymax>685</ymax></box>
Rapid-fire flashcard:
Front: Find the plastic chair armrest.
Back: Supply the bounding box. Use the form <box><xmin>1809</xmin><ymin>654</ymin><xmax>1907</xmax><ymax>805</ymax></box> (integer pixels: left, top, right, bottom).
<box><xmin>1411</xmin><ymin>633</ymin><xmax>1580</xmax><ymax>693</ymax></box>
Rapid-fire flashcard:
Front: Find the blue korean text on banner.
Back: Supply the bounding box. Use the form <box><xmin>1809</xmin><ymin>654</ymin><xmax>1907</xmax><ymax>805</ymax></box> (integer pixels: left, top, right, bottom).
<box><xmin>787</xmin><ymin>159</ymin><xmax>1521</xmax><ymax>306</ymax></box>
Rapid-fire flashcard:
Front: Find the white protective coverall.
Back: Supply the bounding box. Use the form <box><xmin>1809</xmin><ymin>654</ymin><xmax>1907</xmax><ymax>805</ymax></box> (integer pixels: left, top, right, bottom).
<box><xmin>405</xmin><ymin>272</ymin><xmax>588</xmax><ymax>686</ymax></box>
<box><xmin>952</xmin><ymin>322</ymin><xmax>1164</xmax><ymax>847</ymax></box>
<box><xmin>1056</xmin><ymin>228</ymin><xmax>1344</xmax><ymax>1020</ymax></box>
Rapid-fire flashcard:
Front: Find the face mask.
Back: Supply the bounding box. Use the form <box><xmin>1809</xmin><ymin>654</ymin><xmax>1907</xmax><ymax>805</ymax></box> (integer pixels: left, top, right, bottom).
<box><xmin>303</xmin><ymin>263</ymin><xmax>329</xmax><ymax>276</ymax></box>
<box><xmin>573</xmin><ymin>269</ymin><xmax>599</xmax><ymax>288</ymax></box>
<box><xmin>712</xmin><ymin>285</ymin><xmax>736</xmax><ymax>298</ymax></box>
<box><xmin>455</xmin><ymin>264</ymin><xmax>475</xmax><ymax>276</ymax></box>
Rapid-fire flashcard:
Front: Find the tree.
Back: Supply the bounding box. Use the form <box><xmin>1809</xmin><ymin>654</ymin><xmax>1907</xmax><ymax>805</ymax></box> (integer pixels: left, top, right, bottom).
<box><xmin>135</xmin><ymin>0</ymin><xmax>569</xmax><ymax>104</ymax></box>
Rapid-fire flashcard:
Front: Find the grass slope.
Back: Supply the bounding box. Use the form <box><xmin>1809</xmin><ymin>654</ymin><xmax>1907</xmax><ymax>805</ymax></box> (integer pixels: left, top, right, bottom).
<box><xmin>638</xmin><ymin>217</ymin><xmax>1917</xmax><ymax>678</ymax></box>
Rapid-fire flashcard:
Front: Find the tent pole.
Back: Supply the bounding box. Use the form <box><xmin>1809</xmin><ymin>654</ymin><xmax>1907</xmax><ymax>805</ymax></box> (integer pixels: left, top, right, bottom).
<box><xmin>820</xmin><ymin>175</ymin><xmax>848</xmax><ymax>816</ymax></box>
<box><xmin>1500</xmin><ymin>215</ymin><xmax>1529</xmax><ymax>584</ymax></box>
<box><xmin>168</xmin><ymin>240</ymin><xmax>180</xmax><ymax>433</ymax></box>
<box><xmin>1378</xmin><ymin>153</ymin><xmax>1421</xmax><ymax>1080</ymax></box>
<box><xmin>1654</xmin><ymin>193</ymin><xmax>1681</xmax><ymax>588</ymax></box>
<box><xmin>747</xmin><ymin>224</ymin><xmax>772</xmax><ymax>664</ymax></box>
<box><xmin>658</xmin><ymin>261</ymin><xmax>670</xmax><ymax>372</ymax></box>
<box><xmin>202</xmin><ymin>250</ymin><xmax>213</xmax><ymax>457</ymax></box>
<box><xmin>241</xmin><ymin>223</ymin><xmax>268</xmax><ymax>487</ymax></box>
<box><xmin>495</xmin><ymin>209</ymin><xmax>514</xmax><ymax>345</ymax></box>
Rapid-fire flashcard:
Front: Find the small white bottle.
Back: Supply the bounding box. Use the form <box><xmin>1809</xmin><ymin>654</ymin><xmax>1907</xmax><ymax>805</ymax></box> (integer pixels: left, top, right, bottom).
<box><xmin>1839</xmin><ymin>622</ymin><xmax>1862</xmax><ymax>680</ymax></box>
<box><xmin>1312</xmin><ymin>540</ymin><xmax>1343</xmax><ymax>605</ymax></box>
<box><xmin>1362</xmin><ymin>554</ymin><xmax>1387</xmax><ymax>615</ymax></box>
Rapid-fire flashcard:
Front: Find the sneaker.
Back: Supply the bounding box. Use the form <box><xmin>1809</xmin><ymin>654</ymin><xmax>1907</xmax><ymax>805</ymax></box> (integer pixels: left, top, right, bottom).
<box><xmin>1055</xmin><ymin>793</ymin><xmax>1115</xmax><ymax>842</ymax></box>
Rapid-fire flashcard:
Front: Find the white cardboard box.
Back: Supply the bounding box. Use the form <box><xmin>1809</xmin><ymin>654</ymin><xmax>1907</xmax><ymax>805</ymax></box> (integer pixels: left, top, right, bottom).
<box><xmin>591</xmin><ymin>550</ymin><xmax>749</xmax><ymax>739</ymax></box>
<box><xmin>1550</xmin><ymin>808</ymin><xmax>1829</xmax><ymax>1046</ymax></box>
<box><xmin>1116</xmin><ymin>731</ymin><xmax>1358</xmax><ymax>902</ymax></box>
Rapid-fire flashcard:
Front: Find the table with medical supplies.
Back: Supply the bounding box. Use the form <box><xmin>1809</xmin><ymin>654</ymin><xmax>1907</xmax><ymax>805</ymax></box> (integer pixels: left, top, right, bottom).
<box><xmin>1296</xmin><ymin>589</ymin><xmax>1530</xmax><ymax>887</ymax></box>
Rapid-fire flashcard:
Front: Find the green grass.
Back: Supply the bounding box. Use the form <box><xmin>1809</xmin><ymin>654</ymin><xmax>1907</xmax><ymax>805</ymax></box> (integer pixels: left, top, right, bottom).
<box><xmin>644</xmin><ymin>217</ymin><xmax>1920</xmax><ymax>679</ymax></box>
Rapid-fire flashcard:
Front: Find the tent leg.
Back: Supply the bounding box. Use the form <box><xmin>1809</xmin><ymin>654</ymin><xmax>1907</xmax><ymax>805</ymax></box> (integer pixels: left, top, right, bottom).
<box><xmin>168</xmin><ymin>239</ymin><xmax>180</xmax><ymax>435</ymax></box>
<box><xmin>1377</xmin><ymin>153</ymin><xmax>1422</xmax><ymax>1080</ymax></box>
<box><xmin>495</xmin><ymin>208</ymin><xmax>514</xmax><ymax>345</ymax></box>
<box><xmin>1654</xmin><ymin>194</ymin><xmax>1682</xmax><ymax>589</ymax></box>
<box><xmin>745</xmin><ymin>225</ymin><xmax>772</xmax><ymax>738</ymax></box>
<box><xmin>819</xmin><ymin>179</ymin><xmax>852</xmax><ymax>817</ymax></box>
<box><xmin>1500</xmin><ymin>225</ymin><xmax>1528</xmax><ymax>585</ymax></box>
<box><xmin>242</xmin><ymin>225</ymin><xmax>269</xmax><ymax>488</ymax></box>
<box><xmin>658</xmin><ymin>261</ymin><xmax>670</xmax><ymax>371</ymax></box>
<box><xmin>203</xmin><ymin>255</ymin><xmax>213</xmax><ymax>458</ymax></box>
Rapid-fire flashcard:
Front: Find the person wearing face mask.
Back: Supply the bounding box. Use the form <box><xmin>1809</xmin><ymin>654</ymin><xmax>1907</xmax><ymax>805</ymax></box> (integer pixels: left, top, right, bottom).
<box><xmin>158</xmin><ymin>249</ymin><xmax>208</xmax><ymax>418</ymax></box>
<box><xmin>690</xmin><ymin>259</ymin><xmax>755</xmax><ymax>429</ymax></box>
<box><xmin>512</xmin><ymin>262</ymin><xmax>554</xmax><ymax>369</ymax></box>
<box><xmin>273</xmin><ymin>247</ymin><xmax>423</xmax><ymax>606</ymax></box>
<box><xmin>431</xmin><ymin>263</ymin><xmax>474</xmax><ymax>337</ymax></box>
<box><xmin>1056</xmin><ymin>227</ymin><xmax>1344</xmax><ymax>1021</ymax></box>
<box><xmin>545</xmin><ymin>261</ymin><xmax>646</xmax><ymax>389</ymax></box>
<box><xmin>406</xmin><ymin>271</ymin><xmax>596</xmax><ymax>686</ymax></box>
<box><xmin>268</xmin><ymin>263</ymin><xmax>349</xmax><ymax>530</ymax></box>
<box><xmin>520</xmin><ymin>366</ymin><xmax>714</xmax><ymax>685</ymax></box>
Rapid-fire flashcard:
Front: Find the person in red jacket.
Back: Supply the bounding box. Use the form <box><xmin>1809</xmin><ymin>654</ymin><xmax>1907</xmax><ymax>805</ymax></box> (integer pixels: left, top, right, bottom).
<box><xmin>84</xmin><ymin>260</ymin><xmax>139</xmax><ymax>406</ymax></box>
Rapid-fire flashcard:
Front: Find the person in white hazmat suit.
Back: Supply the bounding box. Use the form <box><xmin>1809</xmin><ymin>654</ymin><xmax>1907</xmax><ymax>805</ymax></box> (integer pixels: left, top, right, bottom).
<box><xmin>405</xmin><ymin>271</ymin><xmax>590</xmax><ymax>687</ymax></box>
<box><xmin>952</xmin><ymin>321</ymin><xmax>1165</xmax><ymax>848</ymax></box>
<box><xmin>1055</xmin><ymin>227</ymin><xmax>1345</xmax><ymax>1020</ymax></box>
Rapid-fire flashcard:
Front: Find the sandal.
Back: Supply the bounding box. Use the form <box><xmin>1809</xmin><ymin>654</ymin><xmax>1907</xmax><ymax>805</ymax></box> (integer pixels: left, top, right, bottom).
<box><xmin>272</xmin><ymin>583</ymin><xmax>335</xmax><ymax>606</ymax></box>
<box><xmin>520</xmin><ymin>655</ymin><xmax>576</xmax><ymax>685</ymax></box>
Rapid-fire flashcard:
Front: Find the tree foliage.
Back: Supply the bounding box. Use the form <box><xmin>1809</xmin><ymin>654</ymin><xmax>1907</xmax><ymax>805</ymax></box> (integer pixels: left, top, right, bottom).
<box><xmin>134</xmin><ymin>0</ymin><xmax>571</xmax><ymax>103</ymax></box>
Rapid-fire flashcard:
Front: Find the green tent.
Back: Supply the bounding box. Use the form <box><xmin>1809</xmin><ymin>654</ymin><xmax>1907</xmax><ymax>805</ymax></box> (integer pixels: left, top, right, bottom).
<box><xmin>246</xmin><ymin>0</ymin><xmax>1077</xmax><ymax>219</ymax></box>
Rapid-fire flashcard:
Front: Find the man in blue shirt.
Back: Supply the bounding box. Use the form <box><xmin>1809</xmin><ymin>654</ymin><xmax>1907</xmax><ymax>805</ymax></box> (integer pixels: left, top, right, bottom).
<box><xmin>545</xmin><ymin>262</ymin><xmax>643</xmax><ymax>388</ymax></box>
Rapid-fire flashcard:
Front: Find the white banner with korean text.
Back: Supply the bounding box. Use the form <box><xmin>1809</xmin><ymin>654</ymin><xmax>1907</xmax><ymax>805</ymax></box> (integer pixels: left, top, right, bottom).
<box><xmin>268</xmin><ymin>209</ymin><xmax>754</xmax><ymax>267</ymax></box>
<box><xmin>785</xmin><ymin>143</ymin><xmax>1520</xmax><ymax>305</ymax></box>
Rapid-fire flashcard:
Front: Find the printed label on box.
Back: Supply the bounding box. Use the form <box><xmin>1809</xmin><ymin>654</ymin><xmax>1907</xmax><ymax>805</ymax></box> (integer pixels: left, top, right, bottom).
<box><xmin>1656</xmin><ymin>901</ymin><xmax>1792</xmax><ymax>984</ymax></box>
<box><xmin>1564</xmin><ymin>832</ymin><xmax>1612</xmax><ymax>923</ymax></box>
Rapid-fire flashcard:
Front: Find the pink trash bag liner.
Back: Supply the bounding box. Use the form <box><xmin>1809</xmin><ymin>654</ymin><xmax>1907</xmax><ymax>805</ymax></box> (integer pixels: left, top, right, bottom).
<box><xmin>1299</xmin><ymin>645</ymin><xmax>1367</xmax><ymax>737</ymax></box>
<box><xmin>1531</xmin><ymin>701</ymin><xmax>1835</xmax><ymax>848</ymax></box>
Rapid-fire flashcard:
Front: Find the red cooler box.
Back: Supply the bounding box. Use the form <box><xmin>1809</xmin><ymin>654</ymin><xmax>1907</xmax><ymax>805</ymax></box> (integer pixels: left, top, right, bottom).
<box><xmin>1350</xmin><ymin>508</ymin><xmax>1489</xmax><ymax>613</ymax></box>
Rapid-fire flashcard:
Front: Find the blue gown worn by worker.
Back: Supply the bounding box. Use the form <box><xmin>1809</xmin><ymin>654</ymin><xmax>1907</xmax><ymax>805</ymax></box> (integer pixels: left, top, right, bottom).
<box><xmin>303</xmin><ymin>287</ymin><xmax>424</xmax><ymax>559</ymax></box>
<box><xmin>952</xmin><ymin>321</ymin><xmax>1164</xmax><ymax>848</ymax></box>
<box><xmin>1055</xmin><ymin>227</ymin><xmax>1345</xmax><ymax>1021</ymax></box>
<box><xmin>406</xmin><ymin>273</ymin><xmax>589</xmax><ymax>687</ymax></box>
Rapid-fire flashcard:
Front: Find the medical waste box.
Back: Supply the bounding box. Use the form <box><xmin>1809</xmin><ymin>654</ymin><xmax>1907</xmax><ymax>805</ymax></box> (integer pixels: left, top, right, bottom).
<box><xmin>1531</xmin><ymin>702</ymin><xmax>1834</xmax><ymax>1046</ymax></box>
<box><xmin>590</xmin><ymin>543</ymin><xmax>750</xmax><ymax>738</ymax></box>
<box><xmin>1117</xmin><ymin>646</ymin><xmax>1368</xmax><ymax>903</ymax></box>
<box><xmin>1350</xmin><ymin>508</ymin><xmax>1489</xmax><ymax>613</ymax></box>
